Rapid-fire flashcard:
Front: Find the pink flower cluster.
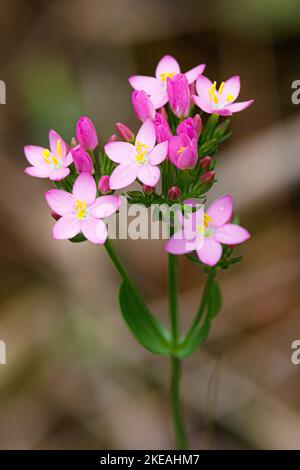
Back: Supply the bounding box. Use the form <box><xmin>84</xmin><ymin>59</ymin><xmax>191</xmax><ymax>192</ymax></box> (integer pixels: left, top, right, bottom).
<box><xmin>24</xmin><ymin>54</ymin><xmax>252</xmax><ymax>265</ymax></box>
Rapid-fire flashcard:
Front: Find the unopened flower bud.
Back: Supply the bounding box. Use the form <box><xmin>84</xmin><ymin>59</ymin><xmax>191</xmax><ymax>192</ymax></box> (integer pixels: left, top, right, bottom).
<box><xmin>98</xmin><ymin>175</ymin><xmax>110</xmax><ymax>194</ymax></box>
<box><xmin>167</xmin><ymin>186</ymin><xmax>181</xmax><ymax>201</ymax></box>
<box><xmin>199</xmin><ymin>156</ymin><xmax>211</xmax><ymax>171</ymax></box>
<box><xmin>71</xmin><ymin>145</ymin><xmax>94</xmax><ymax>174</ymax></box>
<box><xmin>76</xmin><ymin>116</ymin><xmax>98</xmax><ymax>151</ymax></box>
<box><xmin>116</xmin><ymin>122</ymin><xmax>134</xmax><ymax>142</ymax></box>
<box><xmin>194</xmin><ymin>114</ymin><xmax>202</xmax><ymax>135</ymax></box>
<box><xmin>51</xmin><ymin>211</ymin><xmax>61</xmax><ymax>221</ymax></box>
<box><xmin>142</xmin><ymin>184</ymin><xmax>154</xmax><ymax>194</ymax></box>
<box><xmin>71</xmin><ymin>137</ymin><xmax>78</xmax><ymax>147</ymax></box>
<box><xmin>200</xmin><ymin>170</ymin><xmax>215</xmax><ymax>184</ymax></box>
<box><xmin>132</xmin><ymin>90</ymin><xmax>155</xmax><ymax>122</ymax></box>
<box><xmin>167</xmin><ymin>73</ymin><xmax>190</xmax><ymax>118</ymax></box>
<box><xmin>154</xmin><ymin>112</ymin><xmax>172</xmax><ymax>143</ymax></box>
<box><xmin>107</xmin><ymin>134</ymin><xmax>118</xmax><ymax>144</ymax></box>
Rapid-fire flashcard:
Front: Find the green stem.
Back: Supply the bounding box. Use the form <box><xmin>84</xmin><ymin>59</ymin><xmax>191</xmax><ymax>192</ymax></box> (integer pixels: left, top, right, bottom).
<box><xmin>168</xmin><ymin>254</ymin><xmax>179</xmax><ymax>343</ymax></box>
<box><xmin>104</xmin><ymin>239</ymin><xmax>146</xmax><ymax>312</ymax></box>
<box><xmin>171</xmin><ymin>357</ymin><xmax>188</xmax><ymax>450</ymax></box>
<box><xmin>168</xmin><ymin>253</ymin><xmax>188</xmax><ymax>449</ymax></box>
<box><xmin>183</xmin><ymin>270</ymin><xmax>216</xmax><ymax>346</ymax></box>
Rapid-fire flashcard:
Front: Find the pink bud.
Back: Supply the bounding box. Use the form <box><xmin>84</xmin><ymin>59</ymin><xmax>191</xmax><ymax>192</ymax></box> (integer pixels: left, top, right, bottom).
<box><xmin>132</xmin><ymin>90</ymin><xmax>155</xmax><ymax>122</ymax></box>
<box><xmin>107</xmin><ymin>134</ymin><xmax>118</xmax><ymax>143</ymax></box>
<box><xmin>200</xmin><ymin>170</ymin><xmax>215</xmax><ymax>184</ymax></box>
<box><xmin>167</xmin><ymin>186</ymin><xmax>181</xmax><ymax>201</ymax></box>
<box><xmin>98</xmin><ymin>175</ymin><xmax>110</xmax><ymax>194</ymax></box>
<box><xmin>71</xmin><ymin>145</ymin><xmax>94</xmax><ymax>174</ymax></box>
<box><xmin>71</xmin><ymin>137</ymin><xmax>78</xmax><ymax>147</ymax></box>
<box><xmin>194</xmin><ymin>114</ymin><xmax>202</xmax><ymax>135</ymax></box>
<box><xmin>169</xmin><ymin>134</ymin><xmax>198</xmax><ymax>170</ymax></box>
<box><xmin>142</xmin><ymin>184</ymin><xmax>154</xmax><ymax>194</ymax></box>
<box><xmin>167</xmin><ymin>73</ymin><xmax>191</xmax><ymax>118</ymax></box>
<box><xmin>160</xmin><ymin>106</ymin><xmax>169</xmax><ymax>121</ymax></box>
<box><xmin>76</xmin><ymin>116</ymin><xmax>98</xmax><ymax>151</ymax></box>
<box><xmin>51</xmin><ymin>211</ymin><xmax>61</xmax><ymax>221</ymax></box>
<box><xmin>154</xmin><ymin>112</ymin><xmax>172</xmax><ymax>143</ymax></box>
<box><xmin>199</xmin><ymin>156</ymin><xmax>211</xmax><ymax>171</ymax></box>
<box><xmin>116</xmin><ymin>122</ymin><xmax>134</xmax><ymax>142</ymax></box>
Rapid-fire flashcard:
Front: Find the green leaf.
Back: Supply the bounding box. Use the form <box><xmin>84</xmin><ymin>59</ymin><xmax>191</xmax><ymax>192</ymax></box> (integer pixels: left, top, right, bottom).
<box><xmin>208</xmin><ymin>281</ymin><xmax>222</xmax><ymax>318</ymax></box>
<box><xmin>176</xmin><ymin>280</ymin><xmax>222</xmax><ymax>358</ymax></box>
<box><xmin>119</xmin><ymin>282</ymin><xmax>172</xmax><ymax>355</ymax></box>
<box><xmin>69</xmin><ymin>233</ymin><xmax>87</xmax><ymax>243</ymax></box>
<box><xmin>176</xmin><ymin>316</ymin><xmax>211</xmax><ymax>358</ymax></box>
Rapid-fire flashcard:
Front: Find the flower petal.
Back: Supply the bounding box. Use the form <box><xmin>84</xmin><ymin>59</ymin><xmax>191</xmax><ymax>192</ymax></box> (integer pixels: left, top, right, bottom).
<box><xmin>206</xmin><ymin>194</ymin><xmax>233</xmax><ymax>227</ymax></box>
<box><xmin>49</xmin><ymin>167</ymin><xmax>70</xmax><ymax>181</ymax></box>
<box><xmin>148</xmin><ymin>141</ymin><xmax>168</xmax><ymax>165</ymax></box>
<box><xmin>192</xmin><ymin>95</ymin><xmax>213</xmax><ymax>114</ymax></box>
<box><xmin>45</xmin><ymin>189</ymin><xmax>75</xmax><ymax>215</ymax></box>
<box><xmin>149</xmin><ymin>91</ymin><xmax>168</xmax><ymax>109</ymax></box>
<box><xmin>81</xmin><ymin>217</ymin><xmax>108</xmax><ymax>244</ymax></box>
<box><xmin>109</xmin><ymin>164</ymin><xmax>137</xmax><ymax>190</ymax></box>
<box><xmin>24</xmin><ymin>166</ymin><xmax>51</xmax><ymax>178</ymax></box>
<box><xmin>24</xmin><ymin>146</ymin><xmax>47</xmax><ymax>166</ymax></box>
<box><xmin>214</xmin><ymin>224</ymin><xmax>250</xmax><ymax>245</ymax></box>
<box><xmin>96</xmin><ymin>219</ymin><xmax>109</xmax><ymax>244</ymax></box>
<box><xmin>196</xmin><ymin>238</ymin><xmax>222</xmax><ymax>266</ymax></box>
<box><xmin>185</xmin><ymin>64</ymin><xmax>206</xmax><ymax>84</ymax></box>
<box><xmin>72</xmin><ymin>172</ymin><xmax>96</xmax><ymax>204</ymax></box>
<box><xmin>155</xmin><ymin>55</ymin><xmax>180</xmax><ymax>80</ymax></box>
<box><xmin>90</xmin><ymin>195</ymin><xmax>121</xmax><ymax>218</ymax></box>
<box><xmin>135</xmin><ymin>119</ymin><xmax>156</xmax><ymax>151</ymax></box>
<box><xmin>64</xmin><ymin>152</ymin><xmax>73</xmax><ymax>167</ymax></box>
<box><xmin>137</xmin><ymin>164</ymin><xmax>160</xmax><ymax>187</ymax></box>
<box><xmin>104</xmin><ymin>142</ymin><xmax>135</xmax><ymax>163</ymax></box>
<box><xmin>128</xmin><ymin>75</ymin><xmax>162</xmax><ymax>94</ymax></box>
<box><xmin>195</xmin><ymin>75</ymin><xmax>213</xmax><ymax>101</ymax></box>
<box><xmin>222</xmin><ymin>75</ymin><xmax>240</xmax><ymax>102</ymax></box>
<box><xmin>49</xmin><ymin>130</ymin><xmax>66</xmax><ymax>158</ymax></box>
<box><xmin>165</xmin><ymin>231</ymin><xmax>196</xmax><ymax>255</ymax></box>
<box><xmin>225</xmin><ymin>100</ymin><xmax>254</xmax><ymax>113</ymax></box>
<box><xmin>53</xmin><ymin>214</ymin><xmax>80</xmax><ymax>240</ymax></box>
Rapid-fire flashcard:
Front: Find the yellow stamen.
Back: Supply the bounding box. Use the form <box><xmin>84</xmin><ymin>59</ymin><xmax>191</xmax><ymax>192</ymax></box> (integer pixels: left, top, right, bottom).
<box><xmin>208</xmin><ymin>81</ymin><xmax>217</xmax><ymax>101</ymax></box>
<box><xmin>227</xmin><ymin>93</ymin><xmax>234</xmax><ymax>102</ymax></box>
<box><xmin>204</xmin><ymin>213</ymin><xmax>213</xmax><ymax>228</ymax></box>
<box><xmin>160</xmin><ymin>72</ymin><xmax>175</xmax><ymax>82</ymax></box>
<box><xmin>56</xmin><ymin>139</ymin><xmax>62</xmax><ymax>158</ymax></box>
<box><xmin>218</xmin><ymin>81</ymin><xmax>225</xmax><ymax>94</ymax></box>
<box><xmin>178</xmin><ymin>146</ymin><xmax>185</xmax><ymax>155</ymax></box>
<box><xmin>75</xmin><ymin>200</ymin><xmax>87</xmax><ymax>219</ymax></box>
<box><xmin>43</xmin><ymin>149</ymin><xmax>51</xmax><ymax>164</ymax></box>
<box><xmin>135</xmin><ymin>141</ymin><xmax>148</xmax><ymax>164</ymax></box>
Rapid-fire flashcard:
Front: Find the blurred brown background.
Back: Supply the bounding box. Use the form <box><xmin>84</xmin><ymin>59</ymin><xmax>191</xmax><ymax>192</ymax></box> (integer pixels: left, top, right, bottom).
<box><xmin>1</xmin><ymin>0</ymin><xmax>300</xmax><ymax>449</ymax></box>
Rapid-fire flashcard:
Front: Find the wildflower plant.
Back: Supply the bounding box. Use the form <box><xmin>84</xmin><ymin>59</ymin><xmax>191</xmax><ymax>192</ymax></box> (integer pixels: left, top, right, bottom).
<box><xmin>24</xmin><ymin>54</ymin><xmax>253</xmax><ymax>449</ymax></box>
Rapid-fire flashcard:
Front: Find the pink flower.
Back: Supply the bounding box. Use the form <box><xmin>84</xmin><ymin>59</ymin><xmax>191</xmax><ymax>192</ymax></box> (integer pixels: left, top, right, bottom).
<box><xmin>105</xmin><ymin>119</ymin><xmax>168</xmax><ymax>189</ymax></box>
<box><xmin>177</xmin><ymin>115</ymin><xmax>201</xmax><ymax>140</ymax></box>
<box><xmin>154</xmin><ymin>112</ymin><xmax>172</xmax><ymax>143</ymax></box>
<box><xmin>76</xmin><ymin>116</ymin><xmax>98</xmax><ymax>151</ymax></box>
<box><xmin>169</xmin><ymin>133</ymin><xmax>197</xmax><ymax>170</ymax></box>
<box><xmin>132</xmin><ymin>90</ymin><xmax>155</xmax><ymax>121</ymax></box>
<box><xmin>98</xmin><ymin>175</ymin><xmax>110</xmax><ymax>194</ymax></box>
<box><xmin>24</xmin><ymin>130</ymin><xmax>72</xmax><ymax>181</ymax></box>
<box><xmin>115</xmin><ymin>122</ymin><xmax>134</xmax><ymax>142</ymax></box>
<box><xmin>129</xmin><ymin>54</ymin><xmax>206</xmax><ymax>109</ymax></box>
<box><xmin>167</xmin><ymin>186</ymin><xmax>181</xmax><ymax>201</ymax></box>
<box><xmin>165</xmin><ymin>194</ymin><xmax>250</xmax><ymax>266</ymax></box>
<box><xmin>167</xmin><ymin>73</ymin><xmax>190</xmax><ymax>118</ymax></box>
<box><xmin>193</xmin><ymin>75</ymin><xmax>254</xmax><ymax>116</ymax></box>
<box><xmin>45</xmin><ymin>172</ymin><xmax>120</xmax><ymax>244</ymax></box>
<box><xmin>71</xmin><ymin>145</ymin><xmax>94</xmax><ymax>174</ymax></box>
